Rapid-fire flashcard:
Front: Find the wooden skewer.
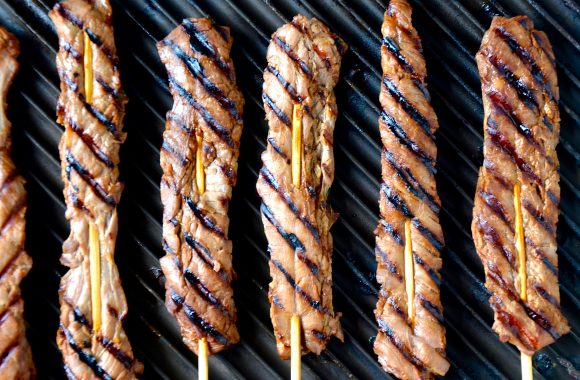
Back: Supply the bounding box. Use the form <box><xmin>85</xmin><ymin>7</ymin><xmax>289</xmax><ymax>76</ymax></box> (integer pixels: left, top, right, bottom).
<box><xmin>196</xmin><ymin>134</ymin><xmax>205</xmax><ymax>195</ymax></box>
<box><xmin>198</xmin><ymin>337</ymin><xmax>208</xmax><ymax>380</ymax></box>
<box><xmin>403</xmin><ymin>218</ymin><xmax>415</xmax><ymax>325</ymax></box>
<box><xmin>290</xmin><ymin>103</ymin><xmax>303</xmax><ymax>379</ymax></box>
<box><xmin>89</xmin><ymin>223</ymin><xmax>101</xmax><ymax>338</ymax></box>
<box><xmin>84</xmin><ymin>31</ymin><xmax>93</xmax><ymax>103</ymax></box>
<box><xmin>514</xmin><ymin>183</ymin><xmax>533</xmax><ymax>380</ymax></box>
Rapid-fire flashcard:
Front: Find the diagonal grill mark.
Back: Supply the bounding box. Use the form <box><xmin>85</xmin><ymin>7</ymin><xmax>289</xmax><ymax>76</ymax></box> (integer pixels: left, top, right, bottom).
<box><xmin>377</xmin><ymin>318</ymin><xmax>427</xmax><ymax>374</ymax></box>
<box><xmin>65</xmin><ymin>152</ymin><xmax>117</xmax><ymax>206</ymax></box>
<box><xmin>184</xmin><ymin>196</ymin><xmax>225</xmax><ymax>238</ymax></box>
<box><xmin>68</xmin><ymin>118</ymin><xmax>114</xmax><ymax>168</ymax></box>
<box><xmin>265</xmin><ymin>65</ymin><xmax>312</xmax><ymax>116</ymax></box>
<box><xmin>183</xmin><ymin>232</ymin><xmax>227</xmax><ymax>282</ymax></box>
<box><xmin>374</xmin><ymin>246</ymin><xmax>403</xmax><ymax>282</ymax></box>
<box><xmin>163</xmin><ymin>39</ymin><xmax>241</xmax><ymax>122</ymax></box>
<box><xmin>378</xmin><ymin>219</ymin><xmax>403</xmax><ymax>246</ymax></box>
<box><xmin>262</xmin><ymin>92</ymin><xmax>291</xmax><ymax>126</ymax></box>
<box><xmin>59</xmin><ymin>324</ymin><xmax>113</xmax><ymax>380</ymax></box>
<box><xmin>168</xmin><ymin>76</ymin><xmax>234</xmax><ymax>148</ymax></box>
<box><xmin>273</xmin><ymin>36</ymin><xmax>313</xmax><ymax>79</ymax></box>
<box><xmin>487</xmin><ymin>53</ymin><xmax>538</xmax><ymax>109</ymax></box>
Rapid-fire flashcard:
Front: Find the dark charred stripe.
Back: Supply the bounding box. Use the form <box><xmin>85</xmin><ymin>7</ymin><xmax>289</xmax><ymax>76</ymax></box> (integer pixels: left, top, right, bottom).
<box><xmin>382</xmin><ymin>37</ymin><xmax>418</xmax><ymax>79</ymax></box>
<box><xmin>375</xmin><ymin>246</ymin><xmax>403</xmax><ymax>281</ymax></box>
<box><xmin>66</xmin><ymin>152</ymin><xmax>117</xmax><ymax>206</ymax></box>
<box><xmin>267</xmin><ymin>137</ymin><xmax>289</xmax><ymax>162</ymax></box>
<box><xmin>476</xmin><ymin>216</ymin><xmax>516</xmax><ymax>267</ymax></box>
<box><xmin>168</xmin><ymin>77</ymin><xmax>234</xmax><ymax>147</ymax></box>
<box><xmin>0</xmin><ymin>170</ymin><xmax>18</xmax><ymax>193</ymax></box>
<box><xmin>260</xmin><ymin>203</ymin><xmax>319</xmax><ymax>276</ymax></box>
<box><xmin>491</xmin><ymin>299</ymin><xmax>536</xmax><ymax>351</ymax></box>
<box><xmin>59</xmin><ymin>324</ymin><xmax>113</xmax><ymax>380</ymax></box>
<box><xmin>265</xmin><ymin>65</ymin><xmax>303</xmax><ymax>105</ymax></box>
<box><xmin>170</xmin><ymin>291</ymin><xmax>229</xmax><ymax>346</ymax></box>
<box><xmin>383</xmin><ymin>76</ymin><xmax>433</xmax><ymax>137</ymax></box>
<box><xmin>54</xmin><ymin>3</ymin><xmax>83</xmax><ymax>28</ymax></box>
<box><xmin>97</xmin><ymin>336</ymin><xmax>136</xmax><ymax>370</ymax></box>
<box><xmin>383</xmin><ymin>150</ymin><xmax>440</xmax><ymax>214</ymax></box>
<box><xmin>376</xmin><ymin>318</ymin><xmax>427</xmax><ymax>373</ymax></box>
<box><xmin>168</xmin><ymin>113</ymin><xmax>192</xmax><ymax>134</ymax></box>
<box><xmin>495</xmin><ymin>27</ymin><xmax>555</xmax><ymax>101</ymax></box>
<box><xmin>532</xmin><ymin>31</ymin><xmax>556</xmax><ymax>68</ymax></box>
<box><xmin>387</xmin><ymin>296</ymin><xmax>406</xmax><ymax>319</ymax></box>
<box><xmin>96</xmin><ymin>76</ymin><xmax>119</xmax><ymax>98</ymax></box>
<box><xmin>486</xmin><ymin>117</ymin><xmax>540</xmax><ymax>184</ymax></box>
<box><xmin>161</xmin><ymin>140</ymin><xmax>188</xmax><ymax>166</ymax></box>
<box><xmin>0</xmin><ymin>196</ymin><xmax>25</xmax><ymax>234</ymax></box>
<box><xmin>311</xmin><ymin>330</ymin><xmax>328</xmax><ymax>342</ymax></box>
<box><xmin>522</xmin><ymin>200</ymin><xmax>555</xmax><ymax>235</ymax></box>
<box><xmin>413</xmin><ymin>253</ymin><xmax>441</xmax><ymax>287</ymax></box>
<box><xmin>412</xmin><ymin>79</ymin><xmax>431</xmax><ymax>102</ymax></box>
<box><xmin>527</xmin><ymin>238</ymin><xmax>558</xmax><ymax>276</ymax></box>
<box><xmin>63</xmin><ymin>365</ymin><xmax>78</xmax><ymax>380</ymax></box>
<box><xmin>69</xmin><ymin>119</ymin><xmax>114</xmax><ymax>168</ymax></box>
<box><xmin>483</xmin><ymin>159</ymin><xmax>511</xmax><ymax>189</ymax></box>
<box><xmin>164</xmin><ymin>40</ymin><xmax>240</xmax><ymax>122</ymax></box>
<box><xmin>543</xmin><ymin>116</ymin><xmax>555</xmax><ymax>131</ymax></box>
<box><xmin>381</xmin><ymin>183</ymin><xmax>412</xmax><ymax>218</ymax></box>
<box><xmin>0</xmin><ymin>297</ymin><xmax>19</xmax><ymax>325</ymax></box>
<box><xmin>184</xmin><ymin>232</ymin><xmax>217</xmax><ymax>271</ymax></box>
<box><xmin>181</xmin><ymin>19</ymin><xmax>234</xmax><ymax>81</ymax></box>
<box><xmin>418</xmin><ymin>294</ymin><xmax>444</xmax><ymax>323</ymax></box>
<box><xmin>183</xmin><ymin>268</ymin><xmax>231</xmax><ymax>317</ymax></box>
<box><xmin>0</xmin><ymin>340</ymin><xmax>18</xmax><ymax>369</ymax></box>
<box><xmin>73</xmin><ymin>307</ymin><xmax>90</xmax><ymax>328</ymax></box>
<box><xmin>487</xmin><ymin>263</ymin><xmax>560</xmax><ymax>340</ymax></box>
<box><xmin>411</xmin><ymin>219</ymin><xmax>444</xmax><ymax>251</ymax></box>
<box><xmin>260</xmin><ymin>166</ymin><xmax>320</xmax><ymax>242</ymax></box>
<box><xmin>289</xmin><ymin>20</ymin><xmax>334</xmax><ymax>70</ymax></box>
<box><xmin>533</xmin><ymin>284</ymin><xmax>560</xmax><ymax>308</ymax></box>
<box><xmin>62</xmin><ymin>41</ymin><xmax>81</xmax><ymax>60</ymax></box>
<box><xmin>380</xmin><ymin>111</ymin><xmax>435</xmax><ymax>174</ymax></box>
<box><xmin>184</xmin><ymin>196</ymin><xmax>226</xmax><ymax>237</ymax></box>
<box><xmin>271</xmin><ymin>294</ymin><xmax>285</xmax><ymax>310</ymax></box>
<box><xmin>262</xmin><ymin>92</ymin><xmax>291</xmax><ymax>126</ymax></box>
<box><xmin>273</xmin><ymin>37</ymin><xmax>313</xmax><ymax>79</ymax></box>
<box><xmin>85</xmin><ymin>28</ymin><xmax>117</xmax><ymax>65</ymax></box>
<box><xmin>79</xmin><ymin>94</ymin><xmax>122</xmax><ymax>141</ymax></box>
<box><xmin>162</xmin><ymin>239</ymin><xmax>176</xmax><ymax>255</ymax></box>
<box><xmin>547</xmin><ymin>190</ymin><xmax>559</xmax><ymax>206</ymax></box>
<box><xmin>487</xmin><ymin>54</ymin><xmax>537</xmax><ymax>109</ymax></box>
<box><xmin>379</xmin><ymin>219</ymin><xmax>403</xmax><ymax>246</ymax></box>
<box><xmin>272</xmin><ymin>259</ymin><xmax>329</xmax><ymax>314</ymax></box>
<box><xmin>214</xmin><ymin>24</ymin><xmax>230</xmax><ymax>43</ymax></box>
<box><xmin>479</xmin><ymin>190</ymin><xmax>511</xmax><ymax>226</ymax></box>
<box><xmin>64</xmin><ymin>73</ymin><xmax>79</xmax><ymax>93</ymax></box>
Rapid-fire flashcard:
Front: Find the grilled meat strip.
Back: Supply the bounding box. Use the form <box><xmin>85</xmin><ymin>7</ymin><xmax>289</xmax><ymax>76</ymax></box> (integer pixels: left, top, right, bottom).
<box><xmin>257</xmin><ymin>15</ymin><xmax>347</xmax><ymax>359</ymax></box>
<box><xmin>473</xmin><ymin>15</ymin><xmax>569</xmax><ymax>355</ymax></box>
<box><xmin>158</xmin><ymin>18</ymin><xmax>244</xmax><ymax>355</ymax></box>
<box><xmin>49</xmin><ymin>1</ymin><xmax>142</xmax><ymax>378</ymax></box>
<box><xmin>0</xmin><ymin>27</ymin><xmax>35</xmax><ymax>380</ymax></box>
<box><xmin>373</xmin><ymin>2</ymin><xmax>449</xmax><ymax>378</ymax></box>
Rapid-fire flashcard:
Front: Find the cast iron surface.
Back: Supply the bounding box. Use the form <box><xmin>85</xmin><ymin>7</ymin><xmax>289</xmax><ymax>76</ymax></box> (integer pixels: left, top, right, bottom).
<box><xmin>0</xmin><ymin>0</ymin><xmax>578</xmax><ymax>379</ymax></box>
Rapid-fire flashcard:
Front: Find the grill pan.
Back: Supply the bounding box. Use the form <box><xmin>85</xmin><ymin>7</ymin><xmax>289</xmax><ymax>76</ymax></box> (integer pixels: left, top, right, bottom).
<box><xmin>0</xmin><ymin>0</ymin><xmax>578</xmax><ymax>378</ymax></box>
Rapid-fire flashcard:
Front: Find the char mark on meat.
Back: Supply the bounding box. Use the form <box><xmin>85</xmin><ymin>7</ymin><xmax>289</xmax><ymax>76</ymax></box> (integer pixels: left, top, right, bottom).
<box><xmin>373</xmin><ymin>1</ymin><xmax>449</xmax><ymax>379</ymax></box>
<box><xmin>472</xmin><ymin>15</ymin><xmax>569</xmax><ymax>356</ymax></box>
<box><xmin>49</xmin><ymin>1</ymin><xmax>143</xmax><ymax>378</ymax></box>
<box><xmin>158</xmin><ymin>18</ymin><xmax>244</xmax><ymax>355</ymax></box>
<box><xmin>0</xmin><ymin>27</ymin><xmax>36</xmax><ymax>380</ymax></box>
<box><xmin>257</xmin><ymin>14</ymin><xmax>347</xmax><ymax>359</ymax></box>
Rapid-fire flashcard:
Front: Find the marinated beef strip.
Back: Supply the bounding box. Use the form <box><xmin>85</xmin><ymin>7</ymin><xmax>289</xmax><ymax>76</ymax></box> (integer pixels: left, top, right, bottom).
<box><xmin>257</xmin><ymin>15</ymin><xmax>347</xmax><ymax>359</ymax></box>
<box><xmin>373</xmin><ymin>2</ymin><xmax>449</xmax><ymax>379</ymax></box>
<box><xmin>0</xmin><ymin>28</ymin><xmax>35</xmax><ymax>380</ymax></box>
<box><xmin>473</xmin><ymin>15</ymin><xmax>569</xmax><ymax>356</ymax></box>
<box><xmin>157</xmin><ymin>18</ymin><xmax>243</xmax><ymax>355</ymax></box>
<box><xmin>49</xmin><ymin>1</ymin><xmax>142</xmax><ymax>378</ymax></box>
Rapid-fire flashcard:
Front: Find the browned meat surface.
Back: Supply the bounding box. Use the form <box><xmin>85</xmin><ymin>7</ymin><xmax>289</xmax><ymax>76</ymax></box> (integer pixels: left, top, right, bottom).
<box><xmin>157</xmin><ymin>18</ymin><xmax>244</xmax><ymax>355</ymax></box>
<box><xmin>0</xmin><ymin>27</ymin><xmax>35</xmax><ymax>380</ymax></box>
<box><xmin>49</xmin><ymin>1</ymin><xmax>142</xmax><ymax>378</ymax></box>
<box><xmin>373</xmin><ymin>1</ymin><xmax>449</xmax><ymax>379</ymax></box>
<box><xmin>473</xmin><ymin>15</ymin><xmax>569</xmax><ymax>355</ymax></box>
<box><xmin>257</xmin><ymin>14</ymin><xmax>347</xmax><ymax>359</ymax></box>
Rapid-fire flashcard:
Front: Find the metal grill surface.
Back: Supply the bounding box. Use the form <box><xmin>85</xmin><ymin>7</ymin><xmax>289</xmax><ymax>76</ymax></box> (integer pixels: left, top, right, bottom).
<box><xmin>0</xmin><ymin>0</ymin><xmax>578</xmax><ymax>379</ymax></box>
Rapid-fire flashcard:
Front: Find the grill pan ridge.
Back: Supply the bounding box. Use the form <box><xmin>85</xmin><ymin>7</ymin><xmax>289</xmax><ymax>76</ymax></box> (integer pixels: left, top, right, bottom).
<box><xmin>0</xmin><ymin>0</ymin><xmax>577</xmax><ymax>379</ymax></box>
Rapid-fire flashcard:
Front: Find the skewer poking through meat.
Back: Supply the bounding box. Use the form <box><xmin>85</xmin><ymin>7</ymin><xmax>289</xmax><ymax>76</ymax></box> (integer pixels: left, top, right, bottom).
<box><xmin>472</xmin><ymin>14</ymin><xmax>569</xmax><ymax>363</ymax></box>
<box><xmin>373</xmin><ymin>1</ymin><xmax>450</xmax><ymax>379</ymax></box>
<box><xmin>49</xmin><ymin>1</ymin><xmax>142</xmax><ymax>378</ymax></box>
<box><xmin>257</xmin><ymin>15</ymin><xmax>347</xmax><ymax>359</ymax></box>
<box><xmin>157</xmin><ymin>18</ymin><xmax>244</xmax><ymax>356</ymax></box>
<box><xmin>0</xmin><ymin>27</ymin><xmax>36</xmax><ymax>380</ymax></box>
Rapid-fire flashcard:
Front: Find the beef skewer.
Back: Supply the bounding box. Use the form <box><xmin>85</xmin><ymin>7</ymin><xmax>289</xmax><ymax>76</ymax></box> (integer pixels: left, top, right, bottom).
<box><xmin>49</xmin><ymin>1</ymin><xmax>142</xmax><ymax>378</ymax></box>
<box><xmin>373</xmin><ymin>1</ymin><xmax>450</xmax><ymax>379</ymax></box>
<box><xmin>0</xmin><ymin>27</ymin><xmax>35</xmax><ymax>380</ymax></box>
<box><xmin>473</xmin><ymin>15</ymin><xmax>569</xmax><ymax>379</ymax></box>
<box><xmin>257</xmin><ymin>15</ymin><xmax>347</xmax><ymax>375</ymax></box>
<box><xmin>157</xmin><ymin>18</ymin><xmax>244</xmax><ymax>372</ymax></box>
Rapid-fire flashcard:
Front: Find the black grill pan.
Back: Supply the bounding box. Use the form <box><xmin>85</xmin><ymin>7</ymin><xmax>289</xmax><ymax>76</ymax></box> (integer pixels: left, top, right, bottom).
<box><xmin>0</xmin><ymin>0</ymin><xmax>578</xmax><ymax>379</ymax></box>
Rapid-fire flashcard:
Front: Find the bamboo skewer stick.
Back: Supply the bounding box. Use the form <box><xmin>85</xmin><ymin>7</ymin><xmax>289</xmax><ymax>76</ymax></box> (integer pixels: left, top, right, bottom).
<box><xmin>403</xmin><ymin>219</ymin><xmax>414</xmax><ymax>326</ymax></box>
<box><xmin>514</xmin><ymin>183</ymin><xmax>533</xmax><ymax>380</ymax></box>
<box><xmin>196</xmin><ymin>134</ymin><xmax>205</xmax><ymax>195</ymax></box>
<box><xmin>84</xmin><ymin>31</ymin><xmax>93</xmax><ymax>103</ymax></box>
<box><xmin>290</xmin><ymin>103</ymin><xmax>303</xmax><ymax>380</ymax></box>
<box><xmin>198</xmin><ymin>337</ymin><xmax>208</xmax><ymax>380</ymax></box>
